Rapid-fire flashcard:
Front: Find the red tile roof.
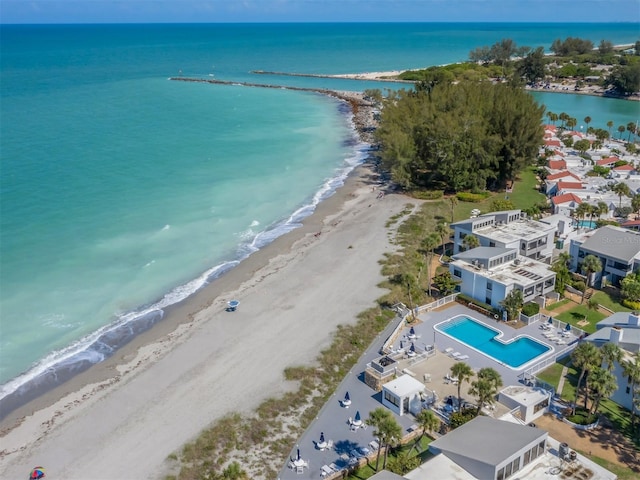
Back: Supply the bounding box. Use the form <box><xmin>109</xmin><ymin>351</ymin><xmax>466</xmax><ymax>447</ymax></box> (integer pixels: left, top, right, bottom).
<box><xmin>556</xmin><ymin>181</ymin><xmax>584</xmax><ymax>191</ymax></box>
<box><xmin>612</xmin><ymin>164</ymin><xmax>634</xmax><ymax>171</ymax></box>
<box><xmin>552</xmin><ymin>193</ymin><xmax>582</xmax><ymax>206</ymax></box>
<box><xmin>548</xmin><ymin>160</ymin><xmax>567</xmax><ymax>170</ymax></box>
<box><xmin>622</xmin><ymin>219</ymin><xmax>640</xmax><ymax>226</ymax></box>
<box><xmin>544</xmin><ymin>125</ymin><xmax>557</xmax><ymax>131</ymax></box>
<box><xmin>546</xmin><ymin>171</ymin><xmax>580</xmax><ymax>181</ymax></box>
<box><xmin>545</xmin><ymin>140</ymin><xmax>562</xmax><ymax>147</ymax></box>
<box><xmin>596</xmin><ymin>156</ymin><xmax>619</xmax><ymax>166</ymax></box>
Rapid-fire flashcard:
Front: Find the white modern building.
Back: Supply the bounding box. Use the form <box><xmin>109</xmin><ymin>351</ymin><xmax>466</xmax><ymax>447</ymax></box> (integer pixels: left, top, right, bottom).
<box><xmin>381</xmin><ymin>374</ymin><xmax>425</xmax><ymax>417</ymax></box>
<box><xmin>569</xmin><ymin>226</ymin><xmax>640</xmax><ymax>287</ymax></box>
<box><xmin>585</xmin><ymin>312</ymin><xmax>640</xmax><ymax>413</ymax></box>
<box><xmin>449</xmin><ymin>247</ymin><xmax>556</xmax><ymax>309</ymax></box>
<box><xmin>404</xmin><ymin>416</ymin><xmax>616</xmax><ymax>480</ymax></box>
<box><xmin>451</xmin><ymin>210</ymin><xmax>555</xmax><ymax>263</ymax></box>
<box><xmin>498</xmin><ymin>386</ymin><xmax>551</xmax><ymax>425</ymax></box>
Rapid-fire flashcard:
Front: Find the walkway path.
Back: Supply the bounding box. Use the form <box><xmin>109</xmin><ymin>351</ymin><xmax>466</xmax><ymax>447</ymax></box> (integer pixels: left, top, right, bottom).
<box><xmin>556</xmin><ymin>366</ymin><xmax>569</xmax><ymax>396</ymax></box>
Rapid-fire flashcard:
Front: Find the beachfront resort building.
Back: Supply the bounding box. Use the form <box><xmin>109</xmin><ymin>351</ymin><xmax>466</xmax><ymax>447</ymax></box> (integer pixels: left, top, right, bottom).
<box><xmin>568</xmin><ymin>225</ymin><xmax>640</xmax><ymax>287</ymax></box>
<box><xmin>584</xmin><ymin>311</ymin><xmax>640</xmax><ymax>413</ymax></box>
<box><xmin>449</xmin><ymin>246</ymin><xmax>556</xmax><ymax>309</ymax></box>
<box><xmin>451</xmin><ymin>210</ymin><xmax>555</xmax><ymax>263</ymax></box>
<box><xmin>403</xmin><ymin>416</ymin><xmax>616</xmax><ymax>480</ymax></box>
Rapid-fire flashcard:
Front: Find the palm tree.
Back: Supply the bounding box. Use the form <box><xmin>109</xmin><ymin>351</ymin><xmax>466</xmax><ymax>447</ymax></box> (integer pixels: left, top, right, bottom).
<box><xmin>410</xmin><ymin>409</ymin><xmax>440</xmax><ymax>454</ymax></box>
<box><xmin>607</xmin><ymin>120</ymin><xmax>614</xmax><ymax>137</ymax></box>
<box><xmin>612</xmin><ymin>182</ymin><xmax>631</xmax><ymax>209</ymax></box>
<box><xmin>435</xmin><ymin>221</ymin><xmax>450</xmax><ymax>255</ymax></box>
<box><xmin>596</xmin><ymin>201</ymin><xmax>609</xmax><ymax>221</ymax></box>
<box><xmin>588</xmin><ymin>367</ymin><xmax>617</xmax><ymax>415</ymax></box>
<box><xmin>580</xmin><ymin>254</ymin><xmax>602</xmax><ymax>303</ymax></box>
<box><xmin>632</xmin><ymin>195</ymin><xmax>640</xmax><ymax>219</ymax></box>
<box><xmin>601</xmin><ymin>342</ymin><xmax>624</xmax><ymax>373</ymax></box>
<box><xmin>586</xmin><ymin>297</ymin><xmax>599</xmax><ymax>323</ymax></box>
<box><xmin>450</xmin><ymin>362</ymin><xmax>474</xmax><ymax>411</ymax></box>
<box><xmin>584</xmin><ymin>116</ymin><xmax>591</xmax><ymax>132</ymax></box>
<box><xmin>366</xmin><ymin>408</ymin><xmax>391</xmax><ymax>471</ymax></box>
<box><xmin>574</xmin><ymin>202</ymin><xmax>591</xmax><ymax>224</ymax></box>
<box><xmin>462</xmin><ymin>233</ymin><xmax>480</xmax><ymax>251</ymax></box>
<box><xmin>618</xmin><ymin>125</ymin><xmax>626</xmax><ymax>139</ymax></box>
<box><xmin>622</xmin><ymin>352</ymin><xmax>640</xmax><ymax>432</ymax></box>
<box><xmin>469</xmin><ymin>367</ymin><xmax>503</xmax><ymax>415</ymax></box>
<box><xmin>570</xmin><ymin>342</ymin><xmax>602</xmax><ymax>414</ymax></box>
<box><xmin>421</xmin><ymin>233</ymin><xmax>440</xmax><ymax>297</ymax></box>
<box><xmin>566</xmin><ymin>117</ymin><xmax>577</xmax><ymax>130</ymax></box>
<box><xmin>559</xmin><ymin>112</ymin><xmax>569</xmax><ymax>129</ymax></box>
<box><xmin>379</xmin><ymin>416</ymin><xmax>403</xmax><ymax>470</ymax></box>
<box><xmin>627</xmin><ymin>122</ymin><xmax>637</xmax><ymax>142</ymax></box>
<box><xmin>367</xmin><ymin>408</ymin><xmax>402</xmax><ymax>471</ymax></box>
<box><xmin>449</xmin><ymin>196</ymin><xmax>458</xmax><ymax>223</ymax></box>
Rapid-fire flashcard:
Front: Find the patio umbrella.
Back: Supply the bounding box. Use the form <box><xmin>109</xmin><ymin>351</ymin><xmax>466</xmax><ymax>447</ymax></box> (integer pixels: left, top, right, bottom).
<box><xmin>354</xmin><ymin>411</ymin><xmax>361</xmax><ymax>423</ymax></box>
<box><xmin>410</xmin><ymin>343</ymin><xmax>416</xmax><ymax>353</ymax></box>
<box><xmin>319</xmin><ymin>432</ymin><xmax>325</xmax><ymax>444</ymax></box>
<box><xmin>344</xmin><ymin>392</ymin><xmax>350</xmax><ymax>402</ymax></box>
<box><xmin>548</xmin><ymin>317</ymin><xmax>554</xmax><ymax>325</ymax></box>
<box><xmin>227</xmin><ymin>300</ymin><xmax>239</xmax><ymax>311</ymax></box>
<box><xmin>297</xmin><ymin>448</ymin><xmax>301</xmax><ymax>461</ymax></box>
<box><xmin>565</xmin><ymin>323</ymin><xmax>571</xmax><ymax>331</ymax></box>
<box><xmin>409</xmin><ymin>326</ymin><xmax>415</xmax><ymax>336</ymax></box>
<box><xmin>30</xmin><ymin>467</ymin><xmax>45</xmax><ymax>479</ymax></box>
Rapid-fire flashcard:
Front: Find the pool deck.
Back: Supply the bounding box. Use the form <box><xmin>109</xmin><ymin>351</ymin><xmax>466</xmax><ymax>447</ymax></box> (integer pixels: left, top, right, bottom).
<box><xmin>277</xmin><ymin>303</ymin><xmax>579</xmax><ymax>479</ymax></box>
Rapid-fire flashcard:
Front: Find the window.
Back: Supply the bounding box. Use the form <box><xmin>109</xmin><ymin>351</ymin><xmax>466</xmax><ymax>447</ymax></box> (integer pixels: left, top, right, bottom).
<box><xmin>487</xmin><ymin>282</ymin><xmax>493</xmax><ymax>291</ymax></box>
<box><xmin>453</xmin><ymin>269</ymin><xmax>461</xmax><ymax>278</ymax></box>
<box><xmin>383</xmin><ymin>390</ymin><xmax>400</xmax><ymax>407</ymax></box>
<box><xmin>489</xmin><ymin>241</ymin><xmax>496</xmax><ymax>247</ymax></box>
<box><xmin>534</xmin><ymin>398</ymin><xmax>549</xmax><ymax>414</ymax></box>
<box><xmin>486</xmin><ymin>296</ymin><xmax>492</xmax><ymax>305</ymax></box>
<box><xmin>521</xmin><ymin>242</ymin><xmax>527</xmax><ymax>250</ymax></box>
<box><xmin>627</xmin><ymin>386</ymin><xmax>631</xmax><ymax>394</ymax></box>
<box><xmin>578</xmin><ymin>250</ymin><xmax>585</xmax><ymax>258</ymax></box>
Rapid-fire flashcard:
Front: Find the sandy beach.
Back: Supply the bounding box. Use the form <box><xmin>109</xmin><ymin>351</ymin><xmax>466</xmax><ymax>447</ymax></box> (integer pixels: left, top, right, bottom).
<box><xmin>0</xmin><ymin>92</ymin><xmax>411</xmax><ymax>479</ymax></box>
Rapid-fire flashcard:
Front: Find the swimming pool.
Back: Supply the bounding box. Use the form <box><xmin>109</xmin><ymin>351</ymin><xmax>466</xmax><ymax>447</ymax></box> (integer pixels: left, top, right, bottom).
<box><xmin>436</xmin><ymin>316</ymin><xmax>552</xmax><ymax>369</ymax></box>
<box><xmin>577</xmin><ymin>220</ymin><xmax>596</xmax><ymax>229</ymax></box>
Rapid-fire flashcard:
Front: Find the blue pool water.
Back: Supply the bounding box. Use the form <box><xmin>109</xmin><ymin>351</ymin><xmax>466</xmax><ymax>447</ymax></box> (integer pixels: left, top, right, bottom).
<box><xmin>437</xmin><ymin>317</ymin><xmax>551</xmax><ymax>369</ymax></box>
<box><xmin>577</xmin><ymin>220</ymin><xmax>597</xmax><ymax>229</ymax></box>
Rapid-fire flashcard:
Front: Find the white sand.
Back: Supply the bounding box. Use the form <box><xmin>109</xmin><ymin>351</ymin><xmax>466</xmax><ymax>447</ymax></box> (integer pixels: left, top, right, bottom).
<box><xmin>0</xmin><ymin>169</ymin><xmax>410</xmax><ymax>480</ymax></box>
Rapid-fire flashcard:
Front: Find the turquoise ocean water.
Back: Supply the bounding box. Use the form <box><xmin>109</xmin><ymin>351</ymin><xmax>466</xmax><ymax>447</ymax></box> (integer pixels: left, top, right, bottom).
<box><xmin>1</xmin><ymin>23</ymin><xmax>639</xmax><ymax>408</ymax></box>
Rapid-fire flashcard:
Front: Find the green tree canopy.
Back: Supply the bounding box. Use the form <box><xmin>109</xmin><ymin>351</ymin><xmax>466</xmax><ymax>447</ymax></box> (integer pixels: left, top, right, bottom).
<box><xmin>375</xmin><ymin>81</ymin><xmax>545</xmax><ymax>192</ymax></box>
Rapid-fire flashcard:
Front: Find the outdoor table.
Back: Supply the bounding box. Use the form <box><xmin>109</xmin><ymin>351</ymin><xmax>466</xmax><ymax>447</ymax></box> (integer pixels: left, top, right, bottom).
<box><xmin>317</xmin><ymin>441</ymin><xmax>327</xmax><ymax>450</ymax></box>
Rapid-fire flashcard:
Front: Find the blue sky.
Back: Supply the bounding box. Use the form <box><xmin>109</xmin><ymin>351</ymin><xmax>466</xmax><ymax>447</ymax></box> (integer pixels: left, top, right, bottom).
<box><xmin>1</xmin><ymin>0</ymin><xmax>639</xmax><ymax>24</ymax></box>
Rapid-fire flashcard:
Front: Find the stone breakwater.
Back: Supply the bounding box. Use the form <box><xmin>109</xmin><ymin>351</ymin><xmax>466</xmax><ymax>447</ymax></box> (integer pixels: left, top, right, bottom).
<box><xmin>169</xmin><ymin>77</ymin><xmax>379</xmax><ymax>144</ymax></box>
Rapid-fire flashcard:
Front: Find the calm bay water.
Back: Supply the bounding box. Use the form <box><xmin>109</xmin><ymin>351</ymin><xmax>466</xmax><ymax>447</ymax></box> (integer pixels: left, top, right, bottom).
<box><xmin>1</xmin><ymin>23</ymin><xmax>639</xmax><ymax>405</ymax></box>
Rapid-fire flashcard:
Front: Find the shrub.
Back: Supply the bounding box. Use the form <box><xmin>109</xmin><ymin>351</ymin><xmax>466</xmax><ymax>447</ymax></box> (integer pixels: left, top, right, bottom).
<box><xmin>449</xmin><ymin>408</ymin><xmax>476</xmax><ymax>429</ymax></box>
<box><xmin>572</xmin><ymin>280</ymin><xmax>586</xmax><ymax>292</ymax></box>
<box><xmin>456</xmin><ymin>191</ymin><xmax>490</xmax><ymax>203</ymax></box>
<box><xmin>566</xmin><ymin>408</ymin><xmax>598</xmax><ymax>425</ymax></box>
<box><xmin>521</xmin><ymin>302</ymin><xmax>540</xmax><ymax>317</ymax></box>
<box><xmin>411</xmin><ymin>190</ymin><xmax>444</xmax><ymax>200</ymax></box>
<box><xmin>622</xmin><ymin>299</ymin><xmax>640</xmax><ymax>310</ymax></box>
<box><xmin>456</xmin><ymin>293</ymin><xmax>501</xmax><ymax>316</ymax></box>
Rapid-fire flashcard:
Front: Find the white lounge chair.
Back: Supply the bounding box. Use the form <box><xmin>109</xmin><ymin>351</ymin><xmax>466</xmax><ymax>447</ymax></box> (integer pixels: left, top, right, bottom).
<box><xmin>369</xmin><ymin>440</ymin><xmax>380</xmax><ymax>450</ymax></box>
<box><xmin>458</xmin><ymin>354</ymin><xmax>469</xmax><ymax>360</ymax></box>
<box><xmin>451</xmin><ymin>351</ymin><xmax>462</xmax><ymax>359</ymax></box>
<box><xmin>444</xmin><ymin>347</ymin><xmax>454</xmax><ymax>354</ymax></box>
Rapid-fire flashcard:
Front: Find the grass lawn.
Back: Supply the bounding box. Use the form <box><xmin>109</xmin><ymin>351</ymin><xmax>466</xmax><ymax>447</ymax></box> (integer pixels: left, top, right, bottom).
<box><xmin>452</xmin><ymin>167</ymin><xmax>545</xmax><ymax>222</ymax></box>
<box><xmin>545</xmin><ymin>298</ymin><xmax>570</xmax><ymax>311</ymax></box>
<box><xmin>591</xmin><ymin>290</ymin><xmax>631</xmax><ymax>313</ymax></box>
<box><xmin>583</xmin><ymin>454</ymin><xmax>639</xmax><ymax>480</ymax></box>
<box><xmin>555</xmin><ymin>305</ymin><xmax>606</xmax><ymax>334</ymax></box>
<box><xmin>598</xmin><ymin>398</ymin><xmax>640</xmax><ymax>449</ymax></box>
<box><xmin>537</xmin><ymin>362</ymin><xmax>565</xmax><ymax>390</ymax></box>
<box><xmin>347</xmin><ymin>436</ymin><xmax>433</xmax><ymax>479</ymax></box>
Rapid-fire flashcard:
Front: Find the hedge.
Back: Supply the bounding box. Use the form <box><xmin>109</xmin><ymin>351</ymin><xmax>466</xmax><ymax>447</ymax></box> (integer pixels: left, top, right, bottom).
<box><xmin>411</xmin><ymin>190</ymin><xmax>444</xmax><ymax>200</ymax></box>
<box><xmin>521</xmin><ymin>302</ymin><xmax>540</xmax><ymax>317</ymax></box>
<box><xmin>456</xmin><ymin>191</ymin><xmax>490</xmax><ymax>203</ymax></box>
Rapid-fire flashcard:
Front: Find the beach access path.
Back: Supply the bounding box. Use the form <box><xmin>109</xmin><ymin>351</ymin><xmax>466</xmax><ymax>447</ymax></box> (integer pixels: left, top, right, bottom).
<box><xmin>0</xmin><ymin>165</ymin><xmax>412</xmax><ymax>480</ymax></box>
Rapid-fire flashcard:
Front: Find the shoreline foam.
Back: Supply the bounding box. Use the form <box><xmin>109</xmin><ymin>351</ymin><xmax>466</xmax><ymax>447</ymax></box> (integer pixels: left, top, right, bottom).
<box><xmin>0</xmin><ymin>89</ymin><xmax>372</xmax><ymax>417</ymax></box>
<box><xmin>0</xmin><ymin>89</ymin><xmax>408</xmax><ymax>480</ymax></box>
